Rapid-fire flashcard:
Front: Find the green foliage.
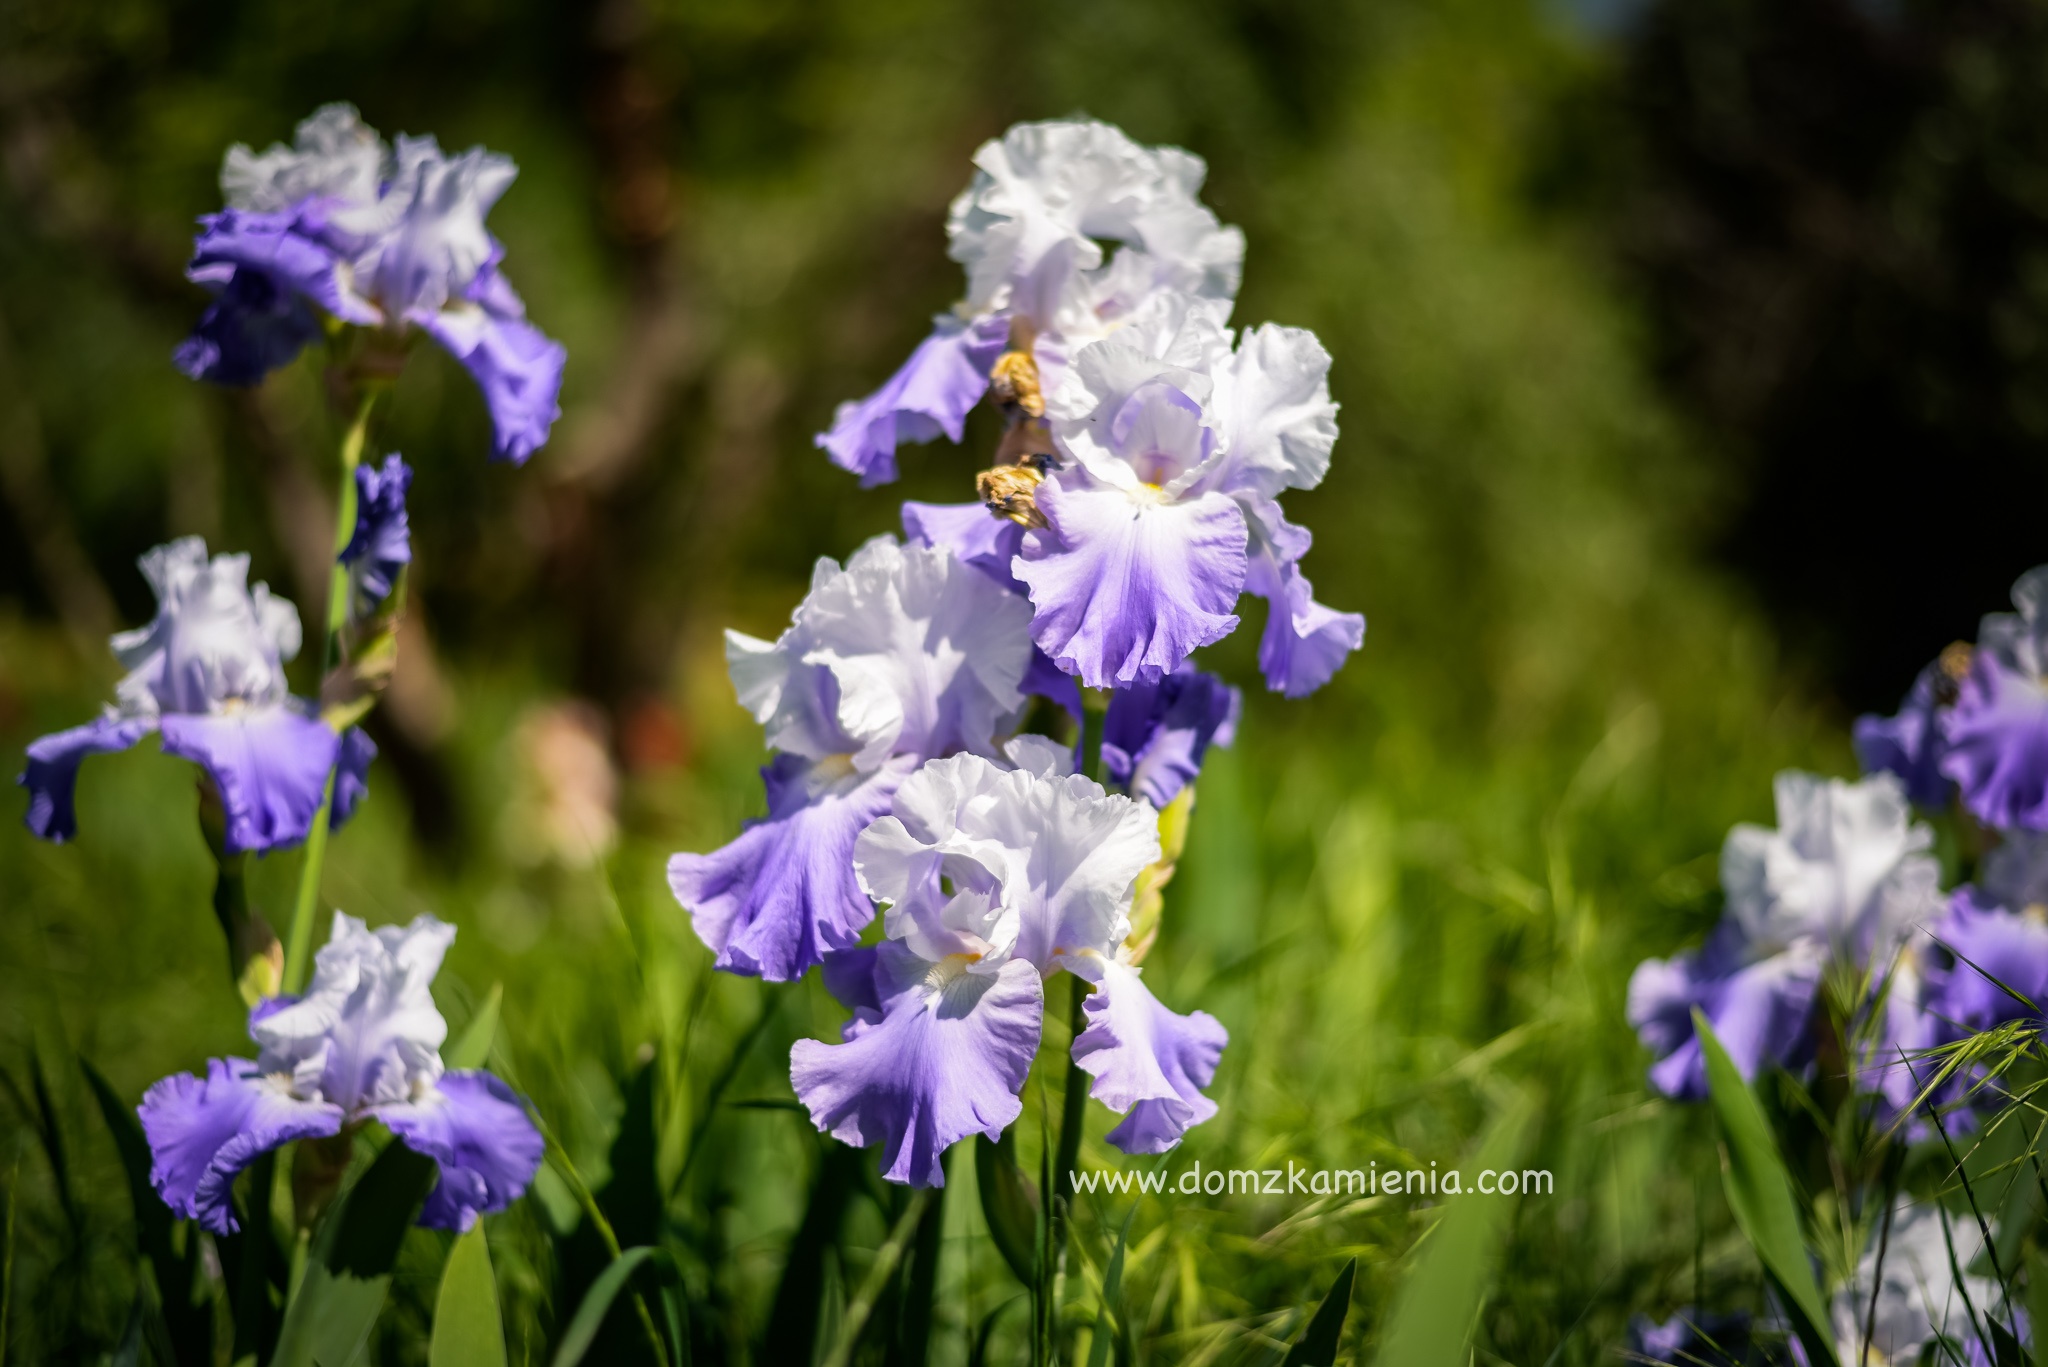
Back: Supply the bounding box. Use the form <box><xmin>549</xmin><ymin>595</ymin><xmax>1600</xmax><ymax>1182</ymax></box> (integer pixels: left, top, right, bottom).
<box><xmin>430</xmin><ymin>1225</ymin><xmax>508</xmax><ymax>1367</ymax></box>
<box><xmin>272</xmin><ymin>1140</ymin><xmax>437</xmax><ymax>1367</ymax></box>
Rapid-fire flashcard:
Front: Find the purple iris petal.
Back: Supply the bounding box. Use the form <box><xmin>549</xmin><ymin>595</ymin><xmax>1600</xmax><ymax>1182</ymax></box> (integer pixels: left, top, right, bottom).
<box><xmin>1069</xmin><ymin>957</ymin><xmax>1227</xmax><ymax>1154</ymax></box>
<box><xmin>1627</xmin><ymin>1311</ymin><xmax>1751</xmax><ymax>1367</ymax></box>
<box><xmin>817</xmin><ymin>314</ymin><xmax>1010</xmax><ymax>488</ymax></box>
<box><xmin>1626</xmin><ymin>923</ymin><xmax>1823</xmax><ymax>1100</ymax></box>
<box><xmin>668</xmin><ymin>754</ymin><xmax>915</xmax><ymax>982</ymax></box>
<box><xmin>138</xmin><ymin>1058</ymin><xmax>344</xmax><ymax>1234</ymax></box>
<box><xmin>184</xmin><ymin>208</ymin><xmax>377</xmax><ymax>333</ymax></box>
<box><xmin>1854</xmin><ymin>663</ymin><xmax>1953</xmax><ymax>808</ymax></box>
<box><xmin>1100</xmin><ymin>663</ymin><xmax>1240</xmax><ymax>807</ymax></box>
<box><xmin>159</xmin><ymin>708</ymin><xmax>341</xmax><ymax>855</ymax></box>
<box><xmin>1941</xmin><ymin>653</ymin><xmax>2048</xmax><ymax>830</ymax></box>
<box><xmin>331</xmin><ymin>726</ymin><xmax>377</xmax><ymax>828</ymax></box>
<box><xmin>821</xmin><ymin>946</ymin><xmax>883</xmax><ymax>1015</ymax></box>
<box><xmin>1925</xmin><ymin>887</ymin><xmax>2048</xmax><ymax>1032</ymax></box>
<box><xmin>342</xmin><ymin>455</ymin><xmax>412</xmax><ymax>612</ymax></box>
<box><xmin>1252</xmin><ymin>558</ymin><xmax>1364</xmax><ymax>699</ymax></box>
<box><xmin>416</xmin><ymin>292</ymin><xmax>566</xmax><ymax>465</ymax></box>
<box><xmin>1014</xmin><ymin>467</ymin><xmax>1246</xmax><ymax>688</ymax></box>
<box><xmin>173</xmin><ymin>266</ymin><xmax>324</xmax><ymax>385</ymax></box>
<box><xmin>18</xmin><ymin>715</ymin><xmax>155</xmax><ymax>842</ymax></box>
<box><xmin>374</xmin><ymin>1071</ymin><xmax>545</xmax><ymax>1232</ymax></box>
<box><xmin>790</xmin><ymin>943</ymin><xmax>1043</xmax><ymax>1186</ymax></box>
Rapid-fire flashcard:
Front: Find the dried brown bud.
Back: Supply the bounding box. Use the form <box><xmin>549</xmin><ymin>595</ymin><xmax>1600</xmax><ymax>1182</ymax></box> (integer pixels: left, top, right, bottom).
<box><xmin>977</xmin><ymin>464</ymin><xmax>1048</xmax><ymax>529</ymax></box>
<box><xmin>988</xmin><ymin>349</ymin><xmax>1045</xmax><ymax>417</ymax></box>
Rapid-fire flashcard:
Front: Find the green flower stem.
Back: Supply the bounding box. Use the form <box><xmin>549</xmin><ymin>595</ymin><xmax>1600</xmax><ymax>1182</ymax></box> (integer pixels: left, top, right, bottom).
<box><xmin>282</xmin><ymin>387</ymin><xmax>379</xmax><ymax>996</ymax></box>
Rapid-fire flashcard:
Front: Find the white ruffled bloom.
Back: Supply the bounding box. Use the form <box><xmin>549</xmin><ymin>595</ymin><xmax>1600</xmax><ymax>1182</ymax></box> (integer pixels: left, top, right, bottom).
<box><xmin>108</xmin><ymin>536</ymin><xmax>302</xmax><ymax>720</ymax></box>
<box><xmin>1829</xmin><ymin>1200</ymin><xmax>2007</xmax><ymax>1365</ymax></box>
<box><xmin>853</xmin><ymin>752</ymin><xmax>1160</xmax><ymax>974</ymax></box>
<box><xmin>251</xmin><ymin>912</ymin><xmax>454</xmax><ymax>1109</ymax></box>
<box><xmin>947</xmin><ymin>119</ymin><xmax>1244</xmax><ymax>341</ymax></box>
<box><xmin>725</xmin><ymin>537</ymin><xmax>1034</xmax><ymax>771</ymax></box>
<box><xmin>1721</xmin><ymin>771</ymin><xmax>1943</xmax><ymax>961</ymax></box>
<box><xmin>221</xmin><ymin>104</ymin><xmax>385</xmax><ymax>212</ymax></box>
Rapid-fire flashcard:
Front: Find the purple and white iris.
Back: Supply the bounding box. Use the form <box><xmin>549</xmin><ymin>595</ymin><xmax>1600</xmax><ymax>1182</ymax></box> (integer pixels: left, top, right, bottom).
<box><xmin>1100</xmin><ymin>662</ymin><xmax>1240</xmax><ymax>809</ymax></box>
<box><xmin>818</xmin><ymin>120</ymin><xmax>1244</xmax><ymax>488</ymax></box>
<box><xmin>791</xmin><ymin>750</ymin><xmax>1227</xmax><ymax>1184</ymax></box>
<box><xmin>667</xmin><ymin>537</ymin><xmax>1038</xmax><ymax>982</ymax></box>
<box><xmin>1828</xmin><ymin>1199</ymin><xmax>2011</xmax><ymax>1367</ymax></box>
<box><xmin>17</xmin><ymin>538</ymin><xmax>372</xmax><ymax>854</ymax></box>
<box><xmin>139</xmin><ymin>912</ymin><xmax>543</xmax><ymax>1234</ymax></box>
<box><xmin>1626</xmin><ymin>771</ymin><xmax>1941</xmax><ymax>1099</ymax></box>
<box><xmin>176</xmin><ymin>104</ymin><xmax>565</xmax><ymax>464</ymax></box>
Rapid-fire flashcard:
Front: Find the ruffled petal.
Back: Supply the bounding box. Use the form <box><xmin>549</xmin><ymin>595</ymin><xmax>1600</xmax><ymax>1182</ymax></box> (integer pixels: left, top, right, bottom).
<box><xmin>331</xmin><ymin>726</ymin><xmax>378</xmax><ymax>828</ymax></box>
<box><xmin>1068</xmin><ymin>956</ymin><xmax>1226</xmax><ymax>1153</ymax></box>
<box><xmin>668</xmin><ymin>754</ymin><xmax>914</xmax><ymax>982</ymax></box>
<box><xmin>18</xmin><ymin>716</ymin><xmax>155</xmax><ymax>842</ymax></box>
<box><xmin>1253</xmin><ymin>558</ymin><xmax>1363</xmax><ymax>699</ymax></box>
<box><xmin>184</xmin><ymin>208</ymin><xmax>378</xmax><ymax>329</ymax></box>
<box><xmin>417</xmin><ymin>296</ymin><xmax>566</xmax><ymax>465</ymax></box>
<box><xmin>1853</xmin><ymin>662</ymin><xmax>1953</xmax><ymax>808</ymax></box>
<box><xmin>374</xmin><ymin>1071</ymin><xmax>545</xmax><ymax>1232</ymax></box>
<box><xmin>139</xmin><ymin>1058</ymin><xmax>343</xmax><ymax>1234</ymax></box>
<box><xmin>1014</xmin><ymin>467</ymin><xmax>1245</xmax><ymax>689</ymax></box>
<box><xmin>817</xmin><ymin>314</ymin><xmax>1009</xmax><ymax>487</ymax></box>
<box><xmin>901</xmin><ymin>500</ymin><xmax>1026</xmax><ymax>594</ymax></box>
<box><xmin>1100</xmin><ymin>663</ymin><xmax>1239</xmax><ymax>807</ymax></box>
<box><xmin>1941</xmin><ymin>654</ymin><xmax>2048</xmax><ymax>830</ymax></box>
<box><xmin>159</xmin><ymin>707</ymin><xmax>341</xmax><ymax>855</ymax></box>
<box><xmin>173</xmin><ymin>266</ymin><xmax>324</xmax><ymax>386</ymax></box>
<box><xmin>1924</xmin><ymin>887</ymin><xmax>2048</xmax><ymax>1032</ymax></box>
<box><xmin>790</xmin><ymin>944</ymin><xmax>1043</xmax><ymax>1186</ymax></box>
<box><xmin>1626</xmin><ymin>928</ymin><xmax>1823</xmax><ymax>1101</ymax></box>
<box><xmin>341</xmin><ymin>455</ymin><xmax>412</xmax><ymax>614</ymax></box>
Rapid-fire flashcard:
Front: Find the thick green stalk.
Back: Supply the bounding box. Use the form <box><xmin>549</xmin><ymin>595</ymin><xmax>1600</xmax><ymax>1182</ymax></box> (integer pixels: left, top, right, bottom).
<box><xmin>282</xmin><ymin>390</ymin><xmax>377</xmax><ymax>995</ymax></box>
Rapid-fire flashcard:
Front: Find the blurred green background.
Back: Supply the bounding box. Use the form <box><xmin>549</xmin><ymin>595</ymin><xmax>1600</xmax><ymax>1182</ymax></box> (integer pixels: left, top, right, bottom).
<box><xmin>2</xmin><ymin>0</ymin><xmax>2041</xmax><ymax>1361</ymax></box>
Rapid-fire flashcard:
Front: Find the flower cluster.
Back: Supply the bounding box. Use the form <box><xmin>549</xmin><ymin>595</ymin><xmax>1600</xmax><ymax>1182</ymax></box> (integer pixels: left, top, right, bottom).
<box><xmin>669</xmin><ymin>120</ymin><xmax>1355</xmax><ymax>1185</ymax></box>
<box><xmin>828</xmin><ymin>119</ymin><xmax>1364</xmax><ymax>696</ymax></box>
<box><xmin>140</xmin><ymin>913</ymin><xmax>543</xmax><ymax>1234</ymax></box>
<box><xmin>1631</xmin><ymin>564</ymin><xmax>2048</xmax><ymax>1124</ymax></box>
<box><xmin>18</xmin><ymin>537</ymin><xmax>377</xmax><ymax>853</ymax></box>
<box><xmin>176</xmin><ymin>104</ymin><xmax>565</xmax><ymax>463</ymax></box>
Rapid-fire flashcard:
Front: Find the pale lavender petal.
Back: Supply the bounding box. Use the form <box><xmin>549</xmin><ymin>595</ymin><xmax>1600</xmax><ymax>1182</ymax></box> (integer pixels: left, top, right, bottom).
<box><xmin>374</xmin><ymin>1071</ymin><xmax>545</xmax><ymax>1232</ymax></box>
<box><xmin>159</xmin><ymin>707</ymin><xmax>340</xmax><ymax>854</ymax></box>
<box><xmin>790</xmin><ymin>943</ymin><xmax>1043</xmax><ymax>1186</ymax></box>
<box><xmin>1854</xmin><ymin>663</ymin><xmax>1953</xmax><ymax>808</ymax></box>
<box><xmin>1068</xmin><ymin>957</ymin><xmax>1226</xmax><ymax>1154</ymax></box>
<box><xmin>1014</xmin><ymin>467</ymin><xmax>1245</xmax><ymax>688</ymax></box>
<box><xmin>817</xmin><ymin>314</ymin><xmax>1009</xmax><ymax>488</ymax></box>
<box><xmin>1626</xmin><ymin>924</ymin><xmax>1822</xmax><ymax>1100</ymax></box>
<box><xmin>1254</xmin><ymin>558</ymin><xmax>1363</xmax><ymax>699</ymax></box>
<box><xmin>138</xmin><ymin>1058</ymin><xmax>343</xmax><ymax>1234</ymax></box>
<box><xmin>341</xmin><ymin>455</ymin><xmax>412</xmax><ymax>613</ymax></box>
<box><xmin>417</xmin><ymin>295</ymin><xmax>566</xmax><ymax>465</ymax></box>
<box><xmin>18</xmin><ymin>716</ymin><xmax>155</xmax><ymax>843</ymax></box>
<box><xmin>1100</xmin><ymin>663</ymin><xmax>1240</xmax><ymax>807</ymax></box>
<box><xmin>1941</xmin><ymin>654</ymin><xmax>2048</xmax><ymax>830</ymax></box>
<box><xmin>668</xmin><ymin>754</ymin><xmax>913</xmax><ymax>982</ymax></box>
<box><xmin>901</xmin><ymin>500</ymin><xmax>1026</xmax><ymax>594</ymax></box>
<box><xmin>330</xmin><ymin>726</ymin><xmax>377</xmax><ymax>828</ymax></box>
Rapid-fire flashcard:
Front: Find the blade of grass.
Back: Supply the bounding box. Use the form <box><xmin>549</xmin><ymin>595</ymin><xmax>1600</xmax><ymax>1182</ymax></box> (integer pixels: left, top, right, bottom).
<box><xmin>430</xmin><ymin>1223</ymin><xmax>508</xmax><ymax>1367</ymax></box>
<box><xmin>1695</xmin><ymin>1011</ymin><xmax>1837</xmax><ymax>1367</ymax></box>
<box><xmin>1283</xmin><ymin>1258</ymin><xmax>1357</xmax><ymax>1367</ymax></box>
<box><xmin>447</xmin><ymin>984</ymin><xmax>503</xmax><ymax>1071</ymax></box>
<box><xmin>550</xmin><ymin>1247</ymin><xmax>680</xmax><ymax>1367</ymax></box>
<box><xmin>899</xmin><ymin>1149</ymin><xmax>951</xmax><ymax>1366</ymax></box>
<box><xmin>761</xmin><ymin>1142</ymin><xmax>860</xmax><ymax>1366</ymax></box>
<box><xmin>818</xmin><ymin>1188</ymin><xmax>933</xmax><ymax>1367</ymax></box>
<box><xmin>1085</xmin><ymin>1200</ymin><xmax>1139</xmax><ymax>1367</ymax></box>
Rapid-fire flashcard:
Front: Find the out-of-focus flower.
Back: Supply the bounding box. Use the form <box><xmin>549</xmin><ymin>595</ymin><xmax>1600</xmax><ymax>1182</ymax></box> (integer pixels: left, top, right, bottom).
<box><xmin>138</xmin><ymin>912</ymin><xmax>543</xmax><ymax>1234</ymax></box>
<box><xmin>1827</xmin><ymin>1199</ymin><xmax>2015</xmax><ymax>1367</ymax></box>
<box><xmin>1100</xmin><ymin>662</ymin><xmax>1239</xmax><ymax>808</ymax></box>
<box><xmin>341</xmin><ymin>454</ymin><xmax>412</xmax><ymax>617</ymax></box>
<box><xmin>817</xmin><ymin>120</ymin><xmax>1243</xmax><ymax>487</ymax></box>
<box><xmin>16</xmin><ymin>538</ymin><xmax>372</xmax><ymax>853</ymax></box>
<box><xmin>502</xmin><ymin>701</ymin><xmax>618</xmax><ymax>869</ymax></box>
<box><xmin>1624</xmin><ymin>1309</ymin><xmax>1752</xmax><ymax>1365</ymax></box>
<box><xmin>1942</xmin><ymin>566</ymin><xmax>2048</xmax><ymax>830</ymax></box>
<box><xmin>1854</xmin><ymin>657</ymin><xmax>1958</xmax><ymax>809</ymax></box>
<box><xmin>668</xmin><ymin>538</ymin><xmax>1042</xmax><ymax>982</ymax></box>
<box><xmin>1627</xmin><ymin>771</ymin><xmax>1942</xmax><ymax>1099</ymax></box>
<box><xmin>176</xmin><ymin>104</ymin><xmax>565</xmax><ymax>464</ymax></box>
<box><xmin>790</xmin><ymin>751</ymin><xmax>1226</xmax><ymax>1184</ymax></box>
